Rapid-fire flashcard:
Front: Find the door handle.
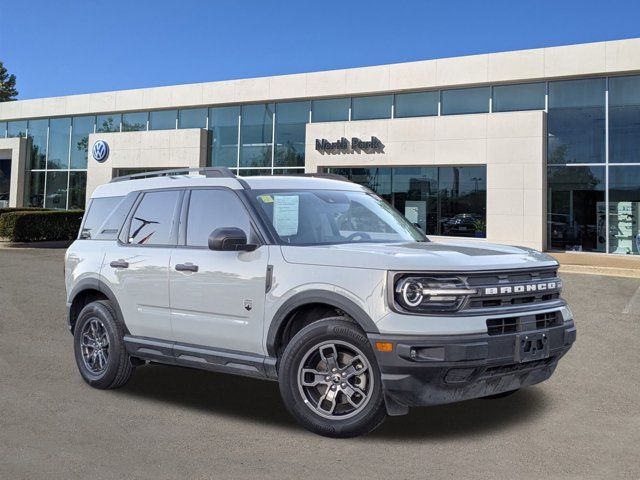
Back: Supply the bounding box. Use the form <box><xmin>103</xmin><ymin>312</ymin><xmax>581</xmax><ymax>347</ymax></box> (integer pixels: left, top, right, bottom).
<box><xmin>110</xmin><ymin>260</ymin><xmax>129</xmax><ymax>269</ymax></box>
<box><xmin>175</xmin><ymin>263</ymin><xmax>199</xmax><ymax>273</ymax></box>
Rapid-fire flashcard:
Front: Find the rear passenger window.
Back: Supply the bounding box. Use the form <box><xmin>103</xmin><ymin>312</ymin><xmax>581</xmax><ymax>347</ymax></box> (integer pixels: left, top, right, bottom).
<box><xmin>186</xmin><ymin>189</ymin><xmax>252</xmax><ymax>247</ymax></box>
<box><xmin>127</xmin><ymin>190</ymin><xmax>181</xmax><ymax>245</ymax></box>
<box><xmin>80</xmin><ymin>196</ymin><xmax>124</xmax><ymax>239</ymax></box>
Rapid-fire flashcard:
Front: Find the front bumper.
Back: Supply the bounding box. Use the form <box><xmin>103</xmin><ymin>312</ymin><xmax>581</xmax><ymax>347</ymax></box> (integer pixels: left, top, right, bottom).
<box><xmin>367</xmin><ymin>319</ymin><xmax>576</xmax><ymax>412</ymax></box>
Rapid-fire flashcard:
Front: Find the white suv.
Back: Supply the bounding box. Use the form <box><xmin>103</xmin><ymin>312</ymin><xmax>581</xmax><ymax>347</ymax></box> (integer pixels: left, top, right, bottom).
<box><xmin>65</xmin><ymin>167</ymin><xmax>576</xmax><ymax>437</ymax></box>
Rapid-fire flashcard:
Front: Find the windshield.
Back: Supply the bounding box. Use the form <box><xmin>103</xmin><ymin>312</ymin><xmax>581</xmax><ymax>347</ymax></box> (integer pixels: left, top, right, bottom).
<box><xmin>252</xmin><ymin>189</ymin><xmax>426</xmax><ymax>246</ymax></box>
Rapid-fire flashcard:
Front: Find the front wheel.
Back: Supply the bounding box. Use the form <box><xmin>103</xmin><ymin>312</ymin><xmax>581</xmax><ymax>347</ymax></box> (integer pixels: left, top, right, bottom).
<box><xmin>278</xmin><ymin>318</ymin><xmax>386</xmax><ymax>438</ymax></box>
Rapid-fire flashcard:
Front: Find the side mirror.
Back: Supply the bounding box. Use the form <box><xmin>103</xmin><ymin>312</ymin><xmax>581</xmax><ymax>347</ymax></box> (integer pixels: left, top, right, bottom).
<box><xmin>208</xmin><ymin>227</ymin><xmax>257</xmax><ymax>252</ymax></box>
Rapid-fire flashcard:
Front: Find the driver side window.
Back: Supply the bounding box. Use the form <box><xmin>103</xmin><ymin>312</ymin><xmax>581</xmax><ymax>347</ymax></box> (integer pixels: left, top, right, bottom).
<box><xmin>186</xmin><ymin>189</ymin><xmax>253</xmax><ymax>247</ymax></box>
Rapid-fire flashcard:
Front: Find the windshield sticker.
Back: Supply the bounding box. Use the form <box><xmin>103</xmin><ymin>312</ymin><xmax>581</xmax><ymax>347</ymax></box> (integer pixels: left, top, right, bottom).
<box><xmin>273</xmin><ymin>195</ymin><xmax>299</xmax><ymax>236</ymax></box>
<box><xmin>258</xmin><ymin>194</ymin><xmax>274</xmax><ymax>203</ymax></box>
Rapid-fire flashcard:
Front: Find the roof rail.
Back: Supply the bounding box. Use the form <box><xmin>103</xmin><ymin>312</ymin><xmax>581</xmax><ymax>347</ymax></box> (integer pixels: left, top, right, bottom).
<box><xmin>110</xmin><ymin>167</ymin><xmax>237</xmax><ymax>183</ymax></box>
<box><xmin>302</xmin><ymin>172</ymin><xmax>351</xmax><ymax>182</ymax></box>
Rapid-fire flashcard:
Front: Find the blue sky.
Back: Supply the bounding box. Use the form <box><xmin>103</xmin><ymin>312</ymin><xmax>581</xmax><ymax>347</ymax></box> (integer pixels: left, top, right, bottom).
<box><xmin>1</xmin><ymin>0</ymin><xmax>639</xmax><ymax>99</ymax></box>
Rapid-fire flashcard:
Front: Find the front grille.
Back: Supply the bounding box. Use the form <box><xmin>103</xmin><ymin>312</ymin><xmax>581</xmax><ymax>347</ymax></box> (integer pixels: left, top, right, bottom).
<box><xmin>486</xmin><ymin>311</ymin><xmax>561</xmax><ymax>336</ymax></box>
<box><xmin>461</xmin><ymin>268</ymin><xmax>562</xmax><ymax>312</ymax></box>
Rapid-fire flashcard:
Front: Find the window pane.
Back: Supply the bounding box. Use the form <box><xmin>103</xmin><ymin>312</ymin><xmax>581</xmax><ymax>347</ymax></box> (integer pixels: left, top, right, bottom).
<box><xmin>394</xmin><ymin>91</ymin><xmax>438</xmax><ymax>118</ymax></box>
<box><xmin>209</xmin><ymin>106</ymin><xmax>239</xmax><ymax>167</ymax></box>
<box><xmin>275</xmin><ymin>101</ymin><xmax>309</xmax><ymax>167</ymax></box>
<box><xmin>391</xmin><ymin>167</ymin><xmax>439</xmax><ymax>234</ymax></box>
<box><xmin>492</xmin><ymin>82</ymin><xmax>545</xmax><ymax>112</ymax></box>
<box><xmin>0</xmin><ymin>122</ymin><xmax>7</xmax><ymax>138</ymax></box>
<box><xmin>96</xmin><ymin>114</ymin><xmax>121</xmax><ymax>133</ymax></box>
<box><xmin>48</xmin><ymin>118</ymin><xmax>71</xmax><ymax>170</ymax></box>
<box><xmin>608</xmin><ymin>166</ymin><xmax>640</xmax><ymax>255</ymax></box>
<box><xmin>186</xmin><ymin>189</ymin><xmax>252</xmax><ymax>247</ymax></box>
<box><xmin>438</xmin><ymin>167</ymin><xmax>486</xmax><ymax>237</ymax></box>
<box><xmin>7</xmin><ymin>120</ymin><xmax>27</xmax><ymax>138</ymax></box>
<box><xmin>327</xmin><ymin>168</ymin><xmax>392</xmax><ymax>204</ymax></box>
<box><xmin>609</xmin><ymin>75</ymin><xmax>640</xmax><ymax>164</ymax></box>
<box><xmin>24</xmin><ymin>171</ymin><xmax>45</xmax><ymax>207</ymax></box>
<box><xmin>68</xmin><ymin>171</ymin><xmax>87</xmax><ymax>210</ymax></box>
<box><xmin>149</xmin><ymin>110</ymin><xmax>177</xmax><ymax>130</ymax></box>
<box><xmin>179</xmin><ymin>108</ymin><xmax>207</xmax><ymax>129</ymax></box>
<box><xmin>274</xmin><ymin>168</ymin><xmax>304</xmax><ymax>176</ymax></box>
<box><xmin>441</xmin><ymin>87</ymin><xmax>489</xmax><ymax>115</ymax></box>
<box><xmin>547</xmin><ymin>165</ymin><xmax>605</xmax><ymax>252</ymax></box>
<box><xmin>81</xmin><ymin>196</ymin><xmax>125</xmax><ymax>239</ymax></box>
<box><xmin>240</xmin><ymin>103</ymin><xmax>273</xmax><ymax>168</ymax></box>
<box><xmin>45</xmin><ymin>170</ymin><xmax>68</xmax><ymax>209</ymax></box>
<box><xmin>28</xmin><ymin>119</ymin><xmax>48</xmax><ymax>170</ymax></box>
<box><xmin>122</xmin><ymin>112</ymin><xmax>148</xmax><ymax>132</ymax></box>
<box><xmin>0</xmin><ymin>159</ymin><xmax>10</xmax><ymax>207</ymax></box>
<box><xmin>327</xmin><ymin>166</ymin><xmax>487</xmax><ymax>238</ymax></box>
<box><xmin>238</xmin><ymin>169</ymin><xmax>271</xmax><ymax>176</ymax></box>
<box><xmin>548</xmin><ymin>78</ymin><xmax>605</xmax><ymax>164</ymax></box>
<box><xmin>351</xmin><ymin>95</ymin><xmax>392</xmax><ymax>120</ymax></box>
<box><xmin>128</xmin><ymin>190</ymin><xmax>180</xmax><ymax>245</ymax></box>
<box><xmin>71</xmin><ymin>116</ymin><xmax>94</xmax><ymax>169</ymax></box>
<box><xmin>312</xmin><ymin>98</ymin><xmax>349</xmax><ymax>123</ymax></box>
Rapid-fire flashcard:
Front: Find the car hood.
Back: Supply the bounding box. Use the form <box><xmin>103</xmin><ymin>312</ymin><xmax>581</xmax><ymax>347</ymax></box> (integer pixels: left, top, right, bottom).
<box><xmin>280</xmin><ymin>241</ymin><xmax>558</xmax><ymax>271</ymax></box>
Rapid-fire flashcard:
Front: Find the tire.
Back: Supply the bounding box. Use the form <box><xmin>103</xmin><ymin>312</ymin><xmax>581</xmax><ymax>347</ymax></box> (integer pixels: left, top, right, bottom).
<box><xmin>278</xmin><ymin>317</ymin><xmax>386</xmax><ymax>438</ymax></box>
<box><xmin>482</xmin><ymin>388</ymin><xmax>520</xmax><ymax>399</ymax></box>
<box><xmin>73</xmin><ymin>300</ymin><xmax>134</xmax><ymax>389</ymax></box>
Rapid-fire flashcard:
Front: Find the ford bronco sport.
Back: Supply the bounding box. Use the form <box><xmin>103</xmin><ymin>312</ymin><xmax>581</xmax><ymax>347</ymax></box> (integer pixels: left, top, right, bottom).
<box><xmin>65</xmin><ymin>167</ymin><xmax>576</xmax><ymax>437</ymax></box>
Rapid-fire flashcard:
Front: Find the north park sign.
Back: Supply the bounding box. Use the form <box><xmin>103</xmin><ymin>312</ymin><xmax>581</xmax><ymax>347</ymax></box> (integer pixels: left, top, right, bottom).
<box><xmin>315</xmin><ymin>136</ymin><xmax>384</xmax><ymax>154</ymax></box>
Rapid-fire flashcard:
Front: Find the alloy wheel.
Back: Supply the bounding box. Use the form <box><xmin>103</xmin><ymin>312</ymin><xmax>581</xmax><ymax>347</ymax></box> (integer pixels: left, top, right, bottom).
<box><xmin>297</xmin><ymin>340</ymin><xmax>374</xmax><ymax>420</ymax></box>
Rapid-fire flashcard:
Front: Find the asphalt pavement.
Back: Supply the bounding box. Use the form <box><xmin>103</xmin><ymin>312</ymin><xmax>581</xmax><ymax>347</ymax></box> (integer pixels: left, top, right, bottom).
<box><xmin>0</xmin><ymin>248</ymin><xmax>638</xmax><ymax>479</ymax></box>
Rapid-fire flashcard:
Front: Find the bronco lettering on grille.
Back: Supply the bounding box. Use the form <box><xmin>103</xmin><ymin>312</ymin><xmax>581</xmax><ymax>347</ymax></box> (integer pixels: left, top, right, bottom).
<box><xmin>484</xmin><ymin>282</ymin><xmax>558</xmax><ymax>295</ymax></box>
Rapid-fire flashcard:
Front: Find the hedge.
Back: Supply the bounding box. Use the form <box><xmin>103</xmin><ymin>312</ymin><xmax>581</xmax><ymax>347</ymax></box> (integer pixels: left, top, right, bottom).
<box><xmin>0</xmin><ymin>210</ymin><xmax>84</xmax><ymax>242</ymax></box>
<box><xmin>0</xmin><ymin>207</ymin><xmax>49</xmax><ymax>215</ymax></box>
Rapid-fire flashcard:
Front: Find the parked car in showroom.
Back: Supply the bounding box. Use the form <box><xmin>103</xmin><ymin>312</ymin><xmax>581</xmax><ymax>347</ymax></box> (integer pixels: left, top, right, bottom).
<box><xmin>65</xmin><ymin>168</ymin><xmax>576</xmax><ymax>437</ymax></box>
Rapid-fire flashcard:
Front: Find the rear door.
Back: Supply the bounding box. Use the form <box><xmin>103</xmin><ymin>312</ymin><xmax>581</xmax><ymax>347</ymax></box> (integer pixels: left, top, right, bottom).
<box><xmin>169</xmin><ymin>188</ymin><xmax>268</xmax><ymax>355</ymax></box>
<box><xmin>101</xmin><ymin>189</ymin><xmax>183</xmax><ymax>341</ymax></box>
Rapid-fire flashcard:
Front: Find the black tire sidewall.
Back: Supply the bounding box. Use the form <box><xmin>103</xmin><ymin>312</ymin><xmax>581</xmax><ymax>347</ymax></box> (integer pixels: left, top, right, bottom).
<box><xmin>73</xmin><ymin>301</ymin><xmax>126</xmax><ymax>389</ymax></box>
<box><xmin>279</xmin><ymin>318</ymin><xmax>386</xmax><ymax>438</ymax></box>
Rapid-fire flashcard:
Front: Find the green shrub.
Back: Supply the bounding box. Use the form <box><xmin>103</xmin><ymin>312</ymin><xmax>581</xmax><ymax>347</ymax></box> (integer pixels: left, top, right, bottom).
<box><xmin>0</xmin><ymin>210</ymin><xmax>84</xmax><ymax>242</ymax></box>
<box><xmin>0</xmin><ymin>207</ymin><xmax>49</xmax><ymax>215</ymax></box>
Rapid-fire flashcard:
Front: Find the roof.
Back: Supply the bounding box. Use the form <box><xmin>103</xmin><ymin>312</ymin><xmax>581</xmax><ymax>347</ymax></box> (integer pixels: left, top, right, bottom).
<box><xmin>3</xmin><ymin>38</ymin><xmax>640</xmax><ymax>121</ymax></box>
<box><xmin>90</xmin><ymin>174</ymin><xmax>365</xmax><ymax>199</ymax></box>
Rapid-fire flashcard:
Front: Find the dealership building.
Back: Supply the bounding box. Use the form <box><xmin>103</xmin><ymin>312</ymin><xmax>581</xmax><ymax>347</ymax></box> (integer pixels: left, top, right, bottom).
<box><xmin>1</xmin><ymin>38</ymin><xmax>640</xmax><ymax>255</ymax></box>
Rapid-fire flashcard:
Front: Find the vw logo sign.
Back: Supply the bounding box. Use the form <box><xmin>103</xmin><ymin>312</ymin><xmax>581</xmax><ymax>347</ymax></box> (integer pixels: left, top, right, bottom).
<box><xmin>92</xmin><ymin>140</ymin><xmax>109</xmax><ymax>163</ymax></box>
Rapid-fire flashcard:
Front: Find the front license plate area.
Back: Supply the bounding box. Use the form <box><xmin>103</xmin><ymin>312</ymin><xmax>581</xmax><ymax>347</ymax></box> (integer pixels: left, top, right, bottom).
<box><xmin>515</xmin><ymin>331</ymin><xmax>550</xmax><ymax>363</ymax></box>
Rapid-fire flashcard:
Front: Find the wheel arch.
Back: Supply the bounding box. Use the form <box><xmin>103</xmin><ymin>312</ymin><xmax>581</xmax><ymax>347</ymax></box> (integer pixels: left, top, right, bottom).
<box><xmin>266</xmin><ymin>290</ymin><xmax>379</xmax><ymax>358</ymax></box>
<box><xmin>67</xmin><ymin>278</ymin><xmax>127</xmax><ymax>334</ymax></box>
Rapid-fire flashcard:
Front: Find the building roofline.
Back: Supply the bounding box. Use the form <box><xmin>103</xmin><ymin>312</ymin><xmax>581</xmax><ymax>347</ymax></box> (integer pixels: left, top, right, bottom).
<box><xmin>2</xmin><ymin>37</ymin><xmax>640</xmax><ymax>121</ymax></box>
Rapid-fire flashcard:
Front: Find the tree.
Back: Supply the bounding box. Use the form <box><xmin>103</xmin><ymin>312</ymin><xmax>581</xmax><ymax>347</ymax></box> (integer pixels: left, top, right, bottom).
<box><xmin>0</xmin><ymin>61</ymin><xmax>18</xmax><ymax>102</ymax></box>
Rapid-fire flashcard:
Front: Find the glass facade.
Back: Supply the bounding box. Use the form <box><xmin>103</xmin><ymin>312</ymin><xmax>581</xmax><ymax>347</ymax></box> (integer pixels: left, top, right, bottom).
<box><xmin>0</xmin><ymin>72</ymin><xmax>636</xmax><ymax>255</ymax></box>
<box><xmin>441</xmin><ymin>87</ymin><xmax>490</xmax><ymax>115</ymax></box>
<box><xmin>274</xmin><ymin>101</ymin><xmax>308</xmax><ymax>168</ymax></box>
<box><xmin>351</xmin><ymin>95</ymin><xmax>392</xmax><ymax>120</ymax></box>
<box><xmin>493</xmin><ymin>82</ymin><xmax>545</xmax><ymax>112</ymax></box>
<box><xmin>328</xmin><ymin>166</ymin><xmax>487</xmax><ymax>238</ymax></box>
<box><xmin>395</xmin><ymin>91</ymin><xmax>438</xmax><ymax>118</ymax></box>
<box><xmin>240</xmin><ymin>103</ymin><xmax>274</xmax><ymax>168</ymax></box>
<box><xmin>546</xmin><ymin>75</ymin><xmax>640</xmax><ymax>254</ymax></box>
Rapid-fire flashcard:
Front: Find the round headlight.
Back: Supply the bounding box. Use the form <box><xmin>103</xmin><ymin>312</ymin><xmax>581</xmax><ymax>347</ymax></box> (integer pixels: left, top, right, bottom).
<box><xmin>399</xmin><ymin>278</ymin><xmax>424</xmax><ymax>307</ymax></box>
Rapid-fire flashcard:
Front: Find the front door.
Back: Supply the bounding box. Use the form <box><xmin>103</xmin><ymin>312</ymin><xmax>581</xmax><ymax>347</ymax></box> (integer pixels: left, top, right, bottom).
<box><xmin>169</xmin><ymin>188</ymin><xmax>268</xmax><ymax>355</ymax></box>
<box><xmin>101</xmin><ymin>189</ymin><xmax>183</xmax><ymax>340</ymax></box>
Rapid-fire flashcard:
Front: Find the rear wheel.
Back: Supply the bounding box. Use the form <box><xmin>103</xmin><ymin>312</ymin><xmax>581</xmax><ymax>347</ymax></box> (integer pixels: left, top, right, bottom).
<box><xmin>278</xmin><ymin>318</ymin><xmax>386</xmax><ymax>437</ymax></box>
<box><xmin>73</xmin><ymin>300</ymin><xmax>134</xmax><ymax>389</ymax></box>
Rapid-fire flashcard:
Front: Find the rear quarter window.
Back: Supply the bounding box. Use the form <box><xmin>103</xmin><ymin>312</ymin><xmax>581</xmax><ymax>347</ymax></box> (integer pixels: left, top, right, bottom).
<box><xmin>80</xmin><ymin>194</ymin><xmax>136</xmax><ymax>240</ymax></box>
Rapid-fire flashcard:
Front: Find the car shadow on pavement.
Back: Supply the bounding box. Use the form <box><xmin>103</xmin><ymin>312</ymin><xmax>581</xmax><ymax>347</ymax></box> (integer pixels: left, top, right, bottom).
<box><xmin>117</xmin><ymin>363</ymin><xmax>549</xmax><ymax>439</ymax></box>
